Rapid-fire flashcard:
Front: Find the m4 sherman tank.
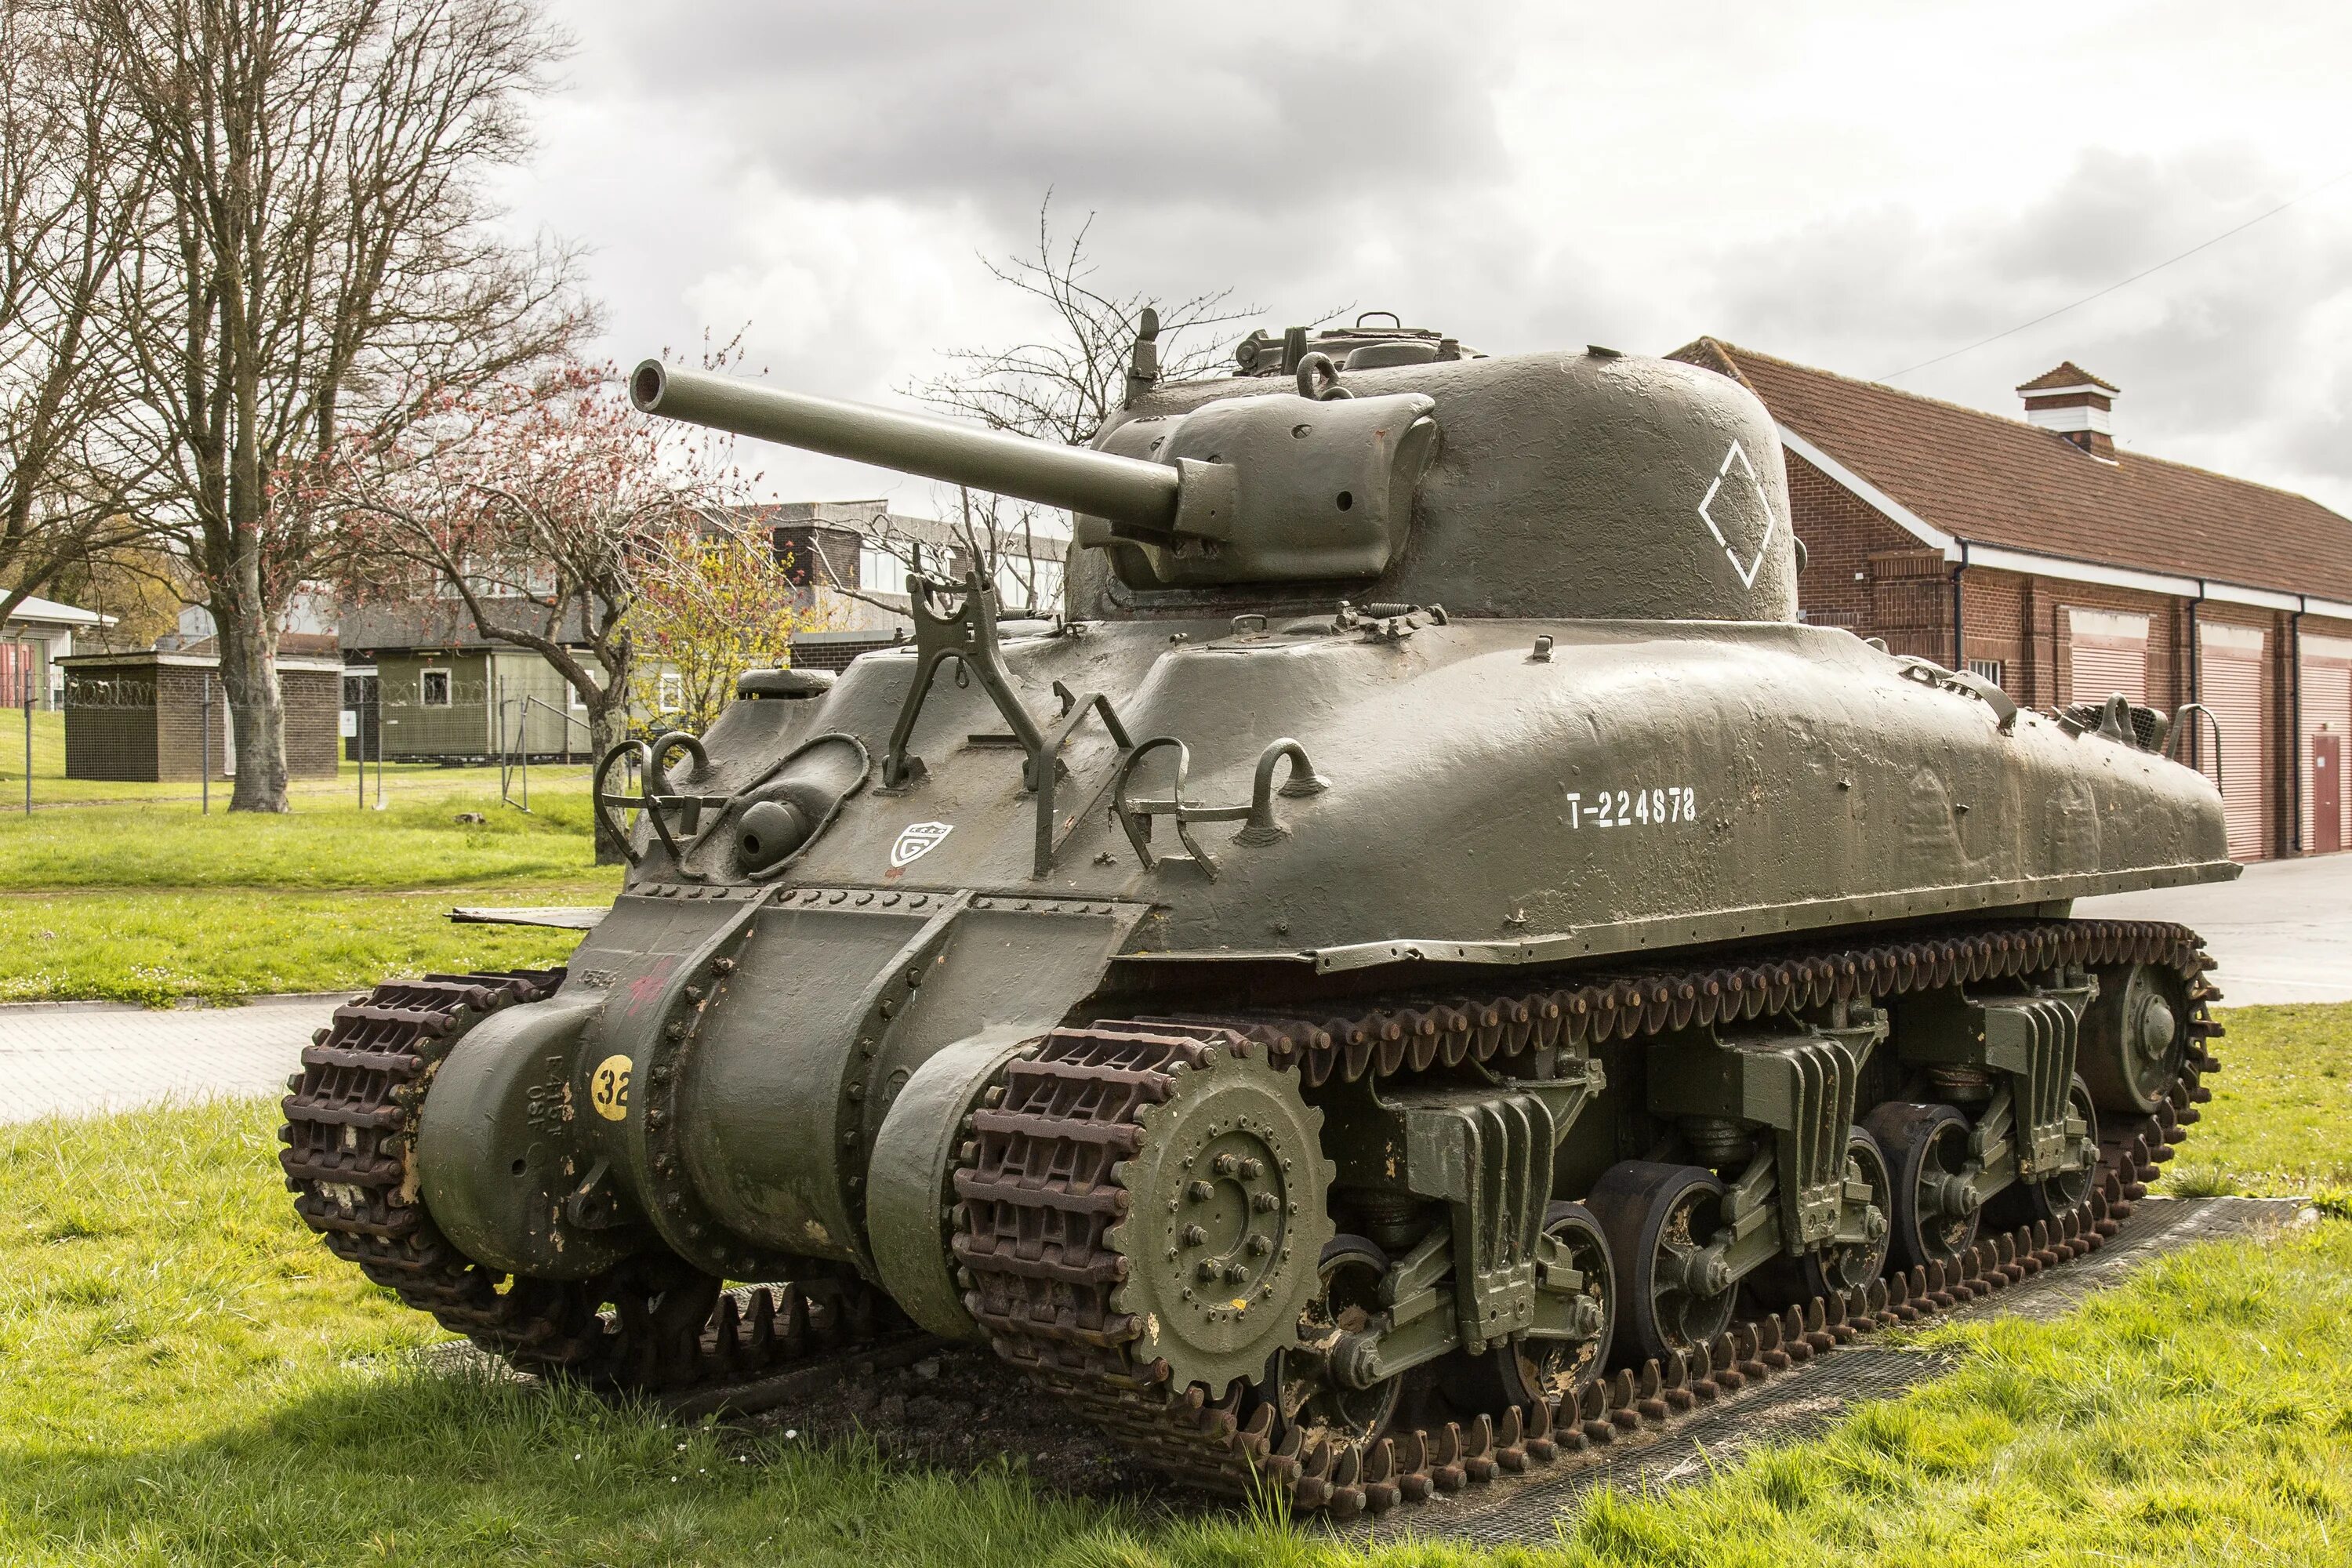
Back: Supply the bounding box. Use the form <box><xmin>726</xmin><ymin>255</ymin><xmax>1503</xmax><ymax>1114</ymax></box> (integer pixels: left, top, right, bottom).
<box><xmin>284</xmin><ymin>317</ymin><xmax>2231</xmax><ymax>1517</ymax></box>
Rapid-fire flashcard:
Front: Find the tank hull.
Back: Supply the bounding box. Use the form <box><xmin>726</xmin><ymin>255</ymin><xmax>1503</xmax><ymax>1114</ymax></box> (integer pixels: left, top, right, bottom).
<box><xmin>408</xmin><ymin>611</ymin><xmax>2227</xmax><ymax>1288</ymax></box>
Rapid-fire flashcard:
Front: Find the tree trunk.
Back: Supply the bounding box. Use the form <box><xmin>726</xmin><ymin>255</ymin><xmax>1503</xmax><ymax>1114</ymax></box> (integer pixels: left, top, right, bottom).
<box><xmin>214</xmin><ymin>590</ymin><xmax>289</xmax><ymax>813</ymax></box>
<box><xmin>588</xmin><ymin>696</ymin><xmax>630</xmax><ymax>866</ymax></box>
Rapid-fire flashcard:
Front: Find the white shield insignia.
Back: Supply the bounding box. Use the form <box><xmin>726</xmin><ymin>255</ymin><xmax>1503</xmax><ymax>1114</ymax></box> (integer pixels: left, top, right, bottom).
<box><xmin>890</xmin><ymin>821</ymin><xmax>954</xmax><ymax>869</ymax></box>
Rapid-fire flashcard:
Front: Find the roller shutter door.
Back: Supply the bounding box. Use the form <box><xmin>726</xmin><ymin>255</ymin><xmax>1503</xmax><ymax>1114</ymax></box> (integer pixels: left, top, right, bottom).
<box><xmin>2303</xmin><ymin>634</ymin><xmax>2352</xmax><ymax>855</ymax></box>
<box><xmin>2067</xmin><ymin>608</ymin><xmax>2149</xmax><ymax>706</ymax></box>
<box><xmin>2200</xmin><ymin>624</ymin><xmax>2268</xmax><ymax>861</ymax></box>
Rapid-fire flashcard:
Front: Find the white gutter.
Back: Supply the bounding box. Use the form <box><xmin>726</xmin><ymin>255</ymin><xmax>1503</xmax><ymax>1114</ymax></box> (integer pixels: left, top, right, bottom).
<box><xmin>1774</xmin><ymin>424</ymin><xmax>1955</xmax><ymax>556</ymax></box>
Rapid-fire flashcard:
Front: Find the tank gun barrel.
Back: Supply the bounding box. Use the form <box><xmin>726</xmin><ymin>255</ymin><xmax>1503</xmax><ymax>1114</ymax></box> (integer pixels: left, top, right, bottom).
<box><xmin>630</xmin><ymin>361</ymin><xmax>1183</xmax><ymax>533</ymax></box>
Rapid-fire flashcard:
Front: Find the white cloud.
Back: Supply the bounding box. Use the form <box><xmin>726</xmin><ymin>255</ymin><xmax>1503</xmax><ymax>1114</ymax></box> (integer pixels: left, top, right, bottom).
<box><xmin>510</xmin><ymin>0</ymin><xmax>2352</xmax><ymax>514</ymax></box>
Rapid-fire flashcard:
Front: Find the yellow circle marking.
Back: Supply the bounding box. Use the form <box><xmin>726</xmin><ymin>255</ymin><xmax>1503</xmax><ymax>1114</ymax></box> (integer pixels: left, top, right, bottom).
<box><xmin>589</xmin><ymin>1054</ymin><xmax>633</xmax><ymax>1122</ymax></box>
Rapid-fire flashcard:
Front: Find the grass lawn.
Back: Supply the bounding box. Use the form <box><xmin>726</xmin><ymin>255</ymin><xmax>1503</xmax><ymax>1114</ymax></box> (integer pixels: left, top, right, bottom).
<box><xmin>0</xmin><ymin>707</ymin><xmax>595</xmax><ymax>810</ymax></box>
<box><xmin>0</xmin><ymin>779</ymin><xmax>615</xmax><ymax>1004</ymax></box>
<box><xmin>0</xmin><ymin>1007</ymin><xmax>2346</xmax><ymax>1566</ymax></box>
<box><xmin>2161</xmin><ymin>1003</ymin><xmax>2352</xmax><ymax>1214</ymax></box>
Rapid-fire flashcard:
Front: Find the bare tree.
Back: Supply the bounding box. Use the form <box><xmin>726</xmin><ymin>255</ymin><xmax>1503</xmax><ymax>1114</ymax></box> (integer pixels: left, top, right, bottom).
<box><xmin>890</xmin><ymin>195</ymin><xmax>1271</xmax><ymax>612</ymax></box>
<box><xmin>328</xmin><ymin>354</ymin><xmax>755</xmax><ymax>862</ymax></box>
<box><xmin>909</xmin><ymin>194</ymin><xmax>1262</xmax><ymax>449</ymax></box>
<box><xmin>0</xmin><ymin>0</ymin><xmax>156</xmax><ymax>625</ymax></box>
<box><xmin>89</xmin><ymin>0</ymin><xmax>587</xmax><ymax>811</ymax></box>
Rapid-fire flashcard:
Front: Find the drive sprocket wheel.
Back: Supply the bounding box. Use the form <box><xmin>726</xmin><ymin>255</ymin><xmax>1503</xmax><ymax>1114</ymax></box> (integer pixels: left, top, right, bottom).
<box><xmin>1104</xmin><ymin>1033</ymin><xmax>1338</xmax><ymax>1399</ymax></box>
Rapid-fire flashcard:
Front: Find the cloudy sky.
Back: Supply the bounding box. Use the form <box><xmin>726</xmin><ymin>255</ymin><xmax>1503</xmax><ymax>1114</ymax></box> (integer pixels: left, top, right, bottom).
<box><xmin>502</xmin><ymin>0</ymin><xmax>2352</xmax><ymax>516</ymax></box>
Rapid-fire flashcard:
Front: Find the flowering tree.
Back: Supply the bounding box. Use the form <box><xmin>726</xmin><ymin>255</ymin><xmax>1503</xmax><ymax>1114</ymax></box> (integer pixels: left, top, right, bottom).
<box><xmin>628</xmin><ymin>527</ymin><xmax>836</xmax><ymax>735</ymax></box>
<box><xmin>328</xmin><ymin>351</ymin><xmax>755</xmax><ymax>861</ymax></box>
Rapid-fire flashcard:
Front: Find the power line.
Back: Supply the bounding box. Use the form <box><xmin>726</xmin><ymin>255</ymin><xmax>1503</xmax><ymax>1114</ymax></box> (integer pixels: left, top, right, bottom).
<box><xmin>1879</xmin><ymin>167</ymin><xmax>2352</xmax><ymax>382</ymax></box>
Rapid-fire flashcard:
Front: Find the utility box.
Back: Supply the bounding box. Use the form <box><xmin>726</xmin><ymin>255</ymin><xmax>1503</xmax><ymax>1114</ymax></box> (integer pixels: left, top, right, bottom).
<box><xmin>59</xmin><ymin>651</ymin><xmax>343</xmax><ymax>782</ymax></box>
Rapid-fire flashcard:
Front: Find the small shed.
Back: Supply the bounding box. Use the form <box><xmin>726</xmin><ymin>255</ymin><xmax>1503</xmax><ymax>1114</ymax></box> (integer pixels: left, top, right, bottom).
<box><xmin>59</xmin><ymin>650</ymin><xmax>343</xmax><ymax>782</ymax></box>
<box><xmin>372</xmin><ymin>645</ymin><xmax>590</xmax><ymax>764</ymax></box>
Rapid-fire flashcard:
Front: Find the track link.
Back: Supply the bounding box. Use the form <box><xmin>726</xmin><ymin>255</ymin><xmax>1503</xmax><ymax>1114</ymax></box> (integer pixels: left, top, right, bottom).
<box><xmin>950</xmin><ymin>918</ymin><xmax>2222</xmax><ymax>1519</ymax></box>
<box><xmin>279</xmin><ymin>968</ymin><xmax>900</xmax><ymax>1389</ymax></box>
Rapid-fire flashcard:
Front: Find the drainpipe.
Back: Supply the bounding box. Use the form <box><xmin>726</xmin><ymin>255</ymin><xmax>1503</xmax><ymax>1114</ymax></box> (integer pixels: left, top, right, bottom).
<box><xmin>2290</xmin><ymin>603</ymin><xmax>2306</xmax><ymax>854</ymax></box>
<box><xmin>1950</xmin><ymin>541</ymin><xmax>1969</xmax><ymax>670</ymax></box>
<box><xmin>2187</xmin><ymin>587</ymin><xmax>2202</xmax><ymax>772</ymax></box>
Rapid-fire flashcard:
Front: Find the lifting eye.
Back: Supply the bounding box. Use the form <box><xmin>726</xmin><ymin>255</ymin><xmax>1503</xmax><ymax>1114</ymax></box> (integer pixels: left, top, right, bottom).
<box><xmin>1335</xmin><ymin>491</ymin><xmax>1354</xmax><ymax>511</ymax></box>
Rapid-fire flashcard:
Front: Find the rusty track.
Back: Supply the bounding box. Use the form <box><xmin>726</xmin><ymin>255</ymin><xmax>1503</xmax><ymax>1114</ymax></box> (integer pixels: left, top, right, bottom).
<box><xmin>278</xmin><ymin>968</ymin><xmax>902</xmax><ymax>1390</ymax></box>
<box><xmin>952</xmin><ymin>917</ymin><xmax>2220</xmax><ymax>1519</ymax></box>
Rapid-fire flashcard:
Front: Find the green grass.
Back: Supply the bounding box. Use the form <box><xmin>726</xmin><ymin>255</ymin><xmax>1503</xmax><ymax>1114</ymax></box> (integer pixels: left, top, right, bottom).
<box><xmin>0</xmin><ymin>780</ymin><xmax>618</xmax><ymax>1003</ymax></box>
<box><xmin>0</xmin><ymin>708</ymin><xmax>595</xmax><ymax>809</ymax></box>
<box><xmin>2158</xmin><ymin>1004</ymin><xmax>2352</xmax><ymax>1214</ymax></box>
<box><xmin>1</xmin><ymin>1007</ymin><xmax>2348</xmax><ymax>1565</ymax></box>
<box><xmin>0</xmin><ymin>887</ymin><xmax>602</xmax><ymax>1004</ymax></box>
<box><xmin>0</xmin><ymin>786</ymin><xmax>602</xmax><ymax>891</ymax></box>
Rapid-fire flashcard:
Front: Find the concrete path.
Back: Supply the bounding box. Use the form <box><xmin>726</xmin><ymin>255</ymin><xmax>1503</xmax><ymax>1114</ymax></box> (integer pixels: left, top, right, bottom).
<box><xmin>2</xmin><ymin>854</ymin><xmax>2346</xmax><ymax>1125</ymax></box>
<box><xmin>2078</xmin><ymin>854</ymin><xmax>2352</xmax><ymax>1005</ymax></box>
<box><xmin>0</xmin><ymin>993</ymin><xmax>336</xmax><ymax>1124</ymax></box>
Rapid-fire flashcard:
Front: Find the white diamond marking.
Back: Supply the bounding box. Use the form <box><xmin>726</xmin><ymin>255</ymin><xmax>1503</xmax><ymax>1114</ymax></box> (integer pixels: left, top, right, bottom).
<box><xmin>1697</xmin><ymin>440</ymin><xmax>1778</xmax><ymax>589</ymax></box>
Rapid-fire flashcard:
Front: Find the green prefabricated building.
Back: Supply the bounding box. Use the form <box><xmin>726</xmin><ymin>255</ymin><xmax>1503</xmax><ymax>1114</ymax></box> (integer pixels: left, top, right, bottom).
<box><xmin>372</xmin><ymin>646</ymin><xmax>592</xmax><ymax>763</ymax></box>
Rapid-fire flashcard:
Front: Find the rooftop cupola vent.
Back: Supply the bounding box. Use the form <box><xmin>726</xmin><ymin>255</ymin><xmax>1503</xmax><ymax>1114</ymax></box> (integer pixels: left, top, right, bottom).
<box><xmin>2016</xmin><ymin>361</ymin><xmax>2120</xmax><ymax>462</ymax></box>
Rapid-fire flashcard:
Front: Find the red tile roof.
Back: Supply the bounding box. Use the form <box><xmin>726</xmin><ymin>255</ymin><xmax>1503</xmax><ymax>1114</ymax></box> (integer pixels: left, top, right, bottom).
<box><xmin>2015</xmin><ymin>361</ymin><xmax>2118</xmax><ymax>395</ymax></box>
<box><xmin>1670</xmin><ymin>338</ymin><xmax>2352</xmax><ymax>604</ymax></box>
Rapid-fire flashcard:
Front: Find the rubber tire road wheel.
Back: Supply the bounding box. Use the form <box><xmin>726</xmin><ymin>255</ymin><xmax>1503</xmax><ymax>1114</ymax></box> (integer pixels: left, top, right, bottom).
<box><xmin>1586</xmin><ymin>1162</ymin><xmax>1737</xmax><ymax>1367</ymax></box>
<box><xmin>1864</xmin><ymin>1101</ymin><xmax>1981</xmax><ymax>1272</ymax></box>
<box><xmin>1468</xmin><ymin>1201</ymin><xmax>1616</xmax><ymax>1413</ymax></box>
<box><xmin>1748</xmin><ymin>1126</ymin><xmax>1896</xmax><ymax>1308</ymax></box>
<box><xmin>1272</xmin><ymin>1236</ymin><xmax>1402</xmax><ymax>1445</ymax></box>
<box><xmin>1997</xmin><ymin>1073</ymin><xmax>2103</xmax><ymax>1225</ymax></box>
<box><xmin>1800</xmin><ymin>1126</ymin><xmax>1893</xmax><ymax>1297</ymax></box>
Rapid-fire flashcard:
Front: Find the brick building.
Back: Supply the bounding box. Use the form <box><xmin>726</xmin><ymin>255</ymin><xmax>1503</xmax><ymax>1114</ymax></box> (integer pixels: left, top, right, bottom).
<box><xmin>56</xmin><ymin>650</ymin><xmax>342</xmax><ymax>782</ymax></box>
<box><xmin>1671</xmin><ymin>340</ymin><xmax>2352</xmax><ymax>862</ymax></box>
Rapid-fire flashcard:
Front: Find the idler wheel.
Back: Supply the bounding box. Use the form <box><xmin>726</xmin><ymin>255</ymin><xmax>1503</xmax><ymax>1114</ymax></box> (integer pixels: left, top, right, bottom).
<box><xmin>1490</xmin><ymin>1201</ymin><xmax>1615</xmax><ymax>1409</ymax></box>
<box><xmin>1588</xmin><ymin>1163</ymin><xmax>1738</xmax><ymax>1366</ymax></box>
<box><xmin>1274</xmin><ymin>1236</ymin><xmax>1403</xmax><ymax>1443</ymax></box>
<box><xmin>1865</xmin><ymin>1102</ymin><xmax>1982</xmax><ymax>1272</ymax></box>
<box><xmin>2080</xmin><ymin>963</ymin><xmax>2189</xmax><ymax>1115</ymax></box>
<box><xmin>1109</xmin><ymin>1040</ymin><xmax>1337</xmax><ymax>1399</ymax></box>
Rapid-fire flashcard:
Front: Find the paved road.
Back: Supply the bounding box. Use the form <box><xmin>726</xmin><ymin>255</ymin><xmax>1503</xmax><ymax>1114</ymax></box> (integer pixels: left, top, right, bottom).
<box><xmin>2</xmin><ymin>856</ymin><xmax>2345</xmax><ymax>1123</ymax></box>
<box><xmin>2078</xmin><ymin>854</ymin><xmax>2352</xmax><ymax>1006</ymax></box>
<box><xmin>0</xmin><ymin>993</ymin><xmax>334</xmax><ymax>1124</ymax></box>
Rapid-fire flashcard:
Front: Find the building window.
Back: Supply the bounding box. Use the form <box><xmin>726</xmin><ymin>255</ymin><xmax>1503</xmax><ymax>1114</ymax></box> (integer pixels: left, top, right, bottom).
<box><xmin>657</xmin><ymin>671</ymin><xmax>683</xmax><ymax>713</ymax></box>
<box><xmin>858</xmin><ymin>544</ymin><xmax>909</xmax><ymax>597</ymax></box>
<box><xmin>1965</xmin><ymin>659</ymin><xmax>2005</xmax><ymax>690</ymax></box>
<box><xmin>568</xmin><ymin>680</ymin><xmax>588</xmax><ymax>711</ymax></box>
<box><xmin>993</xmin><ymin>554</ymin><xmax>1065</xmax><ymax>612</ymax></box>
<box><xmin>420</xmin><ymin>668</ymin><xmax>452</xmax><ymax>707</ymax></box>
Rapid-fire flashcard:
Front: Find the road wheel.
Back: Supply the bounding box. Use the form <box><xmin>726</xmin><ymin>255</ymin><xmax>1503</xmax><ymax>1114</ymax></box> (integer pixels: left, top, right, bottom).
<box><xmin>1273</xmin><ymin>1236</ymin><xmax>1403</xmax><ymax>1445</ymax></box>
<box><xmin>1864</xmin><ymin>1101</ymin><xmax>1982</xmax><ymax>1272</ymax></box>
<box><xmin>1485</xmin><ymin>1201</ymin><xmax>1614</xmax><ymax>1410</ymax></box>
<box><xmin>1587</xmin><ymin>1162</ymin><xmax>1737</xmax><ymax>1366</ymax></box>
<box><xmin>2002</xmin><ymin>1073</ymin><xmax>2102</xmax><ymax>1224</ymax></box>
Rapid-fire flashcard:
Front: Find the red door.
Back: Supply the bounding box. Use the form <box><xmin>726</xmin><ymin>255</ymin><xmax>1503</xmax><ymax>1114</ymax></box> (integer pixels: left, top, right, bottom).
<box><xmin>2319</xmin><ymin>733</ymin><xmax>2343</xmax><ymax>855</ymax></box>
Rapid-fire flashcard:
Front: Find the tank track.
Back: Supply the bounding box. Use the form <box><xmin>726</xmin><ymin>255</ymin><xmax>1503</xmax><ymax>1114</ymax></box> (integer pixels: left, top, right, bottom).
<box><xmin>279</xmin><ymin>969</ymin><xmax>898</xmax><ymax>1388</ymax></box>
<box><xmin>952</xmin><ymin>918</ymin><xmax>2221</xmax><ymax>1519</ymax></box>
